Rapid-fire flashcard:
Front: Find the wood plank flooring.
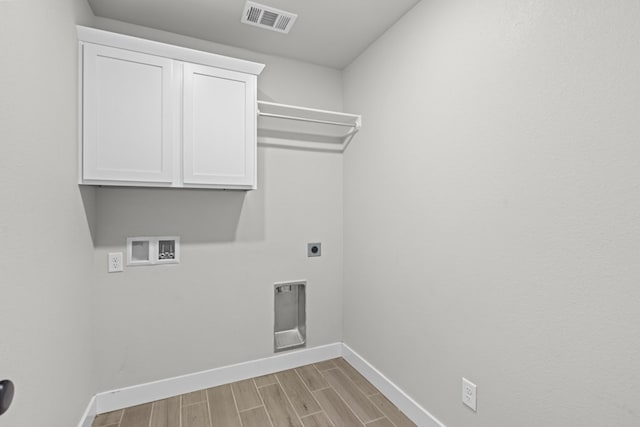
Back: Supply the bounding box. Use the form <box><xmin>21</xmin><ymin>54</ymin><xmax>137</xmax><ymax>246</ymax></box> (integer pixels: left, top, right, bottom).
<box><xmin>93</xmin><ymin>358</ymin><xmax>416</xmax><ymax>427</ymax></box>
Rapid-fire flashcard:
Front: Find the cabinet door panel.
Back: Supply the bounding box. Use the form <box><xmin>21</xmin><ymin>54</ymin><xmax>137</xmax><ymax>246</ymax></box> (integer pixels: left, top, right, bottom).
<box><xmin>82</xmin><ymin>43</ymin><xmax>173</xmax><ymax>183</ymax></box>
<box><xmin>183</xmin><ymin>63</ymin><xmax>256</xmax><ymax>188</ymax></box>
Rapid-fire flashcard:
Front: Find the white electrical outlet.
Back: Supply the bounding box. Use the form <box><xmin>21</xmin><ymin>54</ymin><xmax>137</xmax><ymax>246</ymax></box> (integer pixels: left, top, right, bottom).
<box><xmin>462</xmin><ymin>377</ymin><xmax>477</xmax><ymax>411</ymax></box>
<box><xmin>108</xmin><ymin>252</ymin><xmax>123</xmax><ymax>273</ymax></box>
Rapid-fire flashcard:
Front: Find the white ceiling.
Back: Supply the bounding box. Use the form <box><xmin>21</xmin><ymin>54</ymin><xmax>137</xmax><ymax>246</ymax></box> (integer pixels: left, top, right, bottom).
<box><xmin>87</xmin><ymin>0</ymin><xmax>421</xmax><ymax>69</ymax></box>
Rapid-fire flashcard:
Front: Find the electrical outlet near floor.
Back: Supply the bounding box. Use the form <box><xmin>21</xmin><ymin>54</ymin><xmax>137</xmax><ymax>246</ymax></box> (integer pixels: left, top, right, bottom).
<box><xmin>462</xmin><ymin>377</ymin><xmax>477</xmax><ymax>411</ymax></box>
<box><xmin>108</xmin><ymin>252</ymin><xmax>123</xmax><ymax>273</ymax></box>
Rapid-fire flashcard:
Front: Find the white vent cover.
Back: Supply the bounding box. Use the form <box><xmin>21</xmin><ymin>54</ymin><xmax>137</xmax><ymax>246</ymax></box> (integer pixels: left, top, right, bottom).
<box><xmin>241</xmin><ymin>1</ymin><xmax>298</xmax><ymax>34</ymax></box>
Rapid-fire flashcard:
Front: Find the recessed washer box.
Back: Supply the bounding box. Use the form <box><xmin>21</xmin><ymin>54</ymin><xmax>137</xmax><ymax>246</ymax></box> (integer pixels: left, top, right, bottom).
<box><xmin>156</xmin><ymin>236</ymin><xmax>180</xmax><ymax>264</ymax></box>
<box><xmin>127</xmin><ymin>236</ymin><xmax>180</xmax><ymax>266</ymax></box>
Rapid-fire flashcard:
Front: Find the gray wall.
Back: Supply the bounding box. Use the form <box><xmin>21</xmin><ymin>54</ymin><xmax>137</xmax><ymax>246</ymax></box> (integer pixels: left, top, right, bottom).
<box><xmin>0</xmin><ymin>0</ymin><xmax>96</xmax><ymax>426</ymax></box>
<box><xmin>89</xmin><ymin>19</ymin><xmax>345</xmax><ymax>391</ymax></box>
<box><xmin>343</xmin><ymin>0</ymin><xmax>640</xmax><ymax>426</ymax></box>
<box><xmin>4</xmin><ymin>1</ymin><xmax>638</xmax><ymax>425</ymax></box>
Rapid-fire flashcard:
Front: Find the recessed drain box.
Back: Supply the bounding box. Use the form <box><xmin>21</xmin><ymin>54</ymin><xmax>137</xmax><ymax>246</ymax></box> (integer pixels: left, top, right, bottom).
<box><xmin>274</xmin><ymin>281</ymin><xmax>306</xmax><ymax>352</ymax></box>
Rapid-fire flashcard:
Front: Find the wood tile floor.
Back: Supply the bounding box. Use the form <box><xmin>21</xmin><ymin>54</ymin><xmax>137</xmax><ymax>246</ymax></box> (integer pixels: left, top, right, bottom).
<box><xmin>93</xmin><ymin>358</ymin><xmax>416</xmax><ymax>427</ymax></box>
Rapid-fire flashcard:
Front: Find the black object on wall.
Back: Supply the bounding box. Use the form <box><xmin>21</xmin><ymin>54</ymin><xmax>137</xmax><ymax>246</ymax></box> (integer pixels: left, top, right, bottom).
<box><xmin>0</xmin><ymin>380</ymin><xmax>14</xmax><ymax>416</ymax></box>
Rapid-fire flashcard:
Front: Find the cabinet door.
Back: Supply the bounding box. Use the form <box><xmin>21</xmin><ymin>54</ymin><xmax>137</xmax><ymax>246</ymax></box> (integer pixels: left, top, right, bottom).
<box><xmin>182</xmin><ymin>63</ymin><xmax>256</xmax><ymax>188</ymax></box>
<box><xmin>82</xmin><ymin>43</ymin><xmax>174</xmax><ymax>183</ymax></box>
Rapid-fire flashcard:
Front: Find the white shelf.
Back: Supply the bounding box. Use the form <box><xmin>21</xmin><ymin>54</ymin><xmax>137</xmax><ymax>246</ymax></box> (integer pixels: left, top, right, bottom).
<box><xmin>257</xmin><ymin>101</ymin><xmax>361</xmax><ymax>152</ymax></box>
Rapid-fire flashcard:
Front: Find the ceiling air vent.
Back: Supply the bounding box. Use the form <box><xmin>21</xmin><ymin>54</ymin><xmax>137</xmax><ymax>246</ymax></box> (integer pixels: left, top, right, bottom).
<box><xmin>241</xmin><ymin>1</ymin><xmax>298</xmax><ymax>34</ymax></box>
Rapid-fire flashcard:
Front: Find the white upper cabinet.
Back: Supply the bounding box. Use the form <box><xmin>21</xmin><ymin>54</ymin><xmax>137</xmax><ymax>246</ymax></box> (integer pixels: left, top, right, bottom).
<box><xmin>78</xmin><ymin>26</ymin><xmax>264</xmax><ymax>190</ymax></box>
<box><xmin>82</xmin><ymin>44</ymin><xmax>175</xmax><ymax>183</ymax></box>
<box><xmin>183</xmin><ymin>63</ymin><xmax>256</xmax><ymax>188</ymax></box>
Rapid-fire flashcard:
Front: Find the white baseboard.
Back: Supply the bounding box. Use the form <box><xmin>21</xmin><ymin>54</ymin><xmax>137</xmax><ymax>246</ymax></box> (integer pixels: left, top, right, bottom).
<box><xmin>342</xmin><ymin>344</ymin><xmax>446</xmax><ymax>427</ymax></box>
<box><xmin>77</xmin><ymin>395</ymin><xmax>96</xmax><ymax>427</ymax></box>
<box><xmin>92</xmin><ymin>341</ymin><xmax>443</xmax><ymax>427</ymax></box>
<box><xmin>96</xmin><ymin>342</ymin><xmax>342</xmax><ymax>414</ymax></box>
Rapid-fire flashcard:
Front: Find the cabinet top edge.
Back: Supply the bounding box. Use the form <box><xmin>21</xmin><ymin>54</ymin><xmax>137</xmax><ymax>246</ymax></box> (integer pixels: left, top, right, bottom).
<box><xmin>77</xmin><ymin>25</ymin><xmax>265</xmax><ymax>76</ymax></box>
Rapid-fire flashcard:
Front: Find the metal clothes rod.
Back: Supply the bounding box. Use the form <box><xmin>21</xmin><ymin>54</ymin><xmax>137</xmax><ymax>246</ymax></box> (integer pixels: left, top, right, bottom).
<box><xmin>256</xmin><ymin>101</ymin><xmax>361</xmax><ymax>152</ymax></box>
<box><xmin>258</xmin><ymin>111</ymin><xmax>357</xmax><ymax>128</ymax></box>
<box><xmin>258</xmin><ymin>100</ymin><xmax>359</xmax><ymax>119</ymax></box>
